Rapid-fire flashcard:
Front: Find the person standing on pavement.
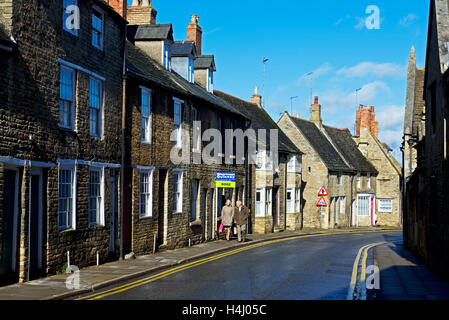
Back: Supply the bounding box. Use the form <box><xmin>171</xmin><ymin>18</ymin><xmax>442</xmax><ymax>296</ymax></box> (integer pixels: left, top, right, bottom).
<box><xmin>221</xmin><ymin>200</ymin><xmax>234</xmax><ymax>241</ymax></box>
<box><xmin>234</xmin><ymin>201</ymin><xmax>249</xmax><ymax>243</ymax></box>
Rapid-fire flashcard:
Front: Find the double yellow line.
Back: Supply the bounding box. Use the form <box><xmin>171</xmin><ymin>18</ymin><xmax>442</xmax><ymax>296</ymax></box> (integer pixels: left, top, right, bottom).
<box><xmin>347</xmin><ymin>242</ymin><xmax>386</xmax><ymax>300</ymax></box>
<box><xmin>76</xmin><ymin>230</ymin><xmax>392</xmax><ymax>300</ymax></box>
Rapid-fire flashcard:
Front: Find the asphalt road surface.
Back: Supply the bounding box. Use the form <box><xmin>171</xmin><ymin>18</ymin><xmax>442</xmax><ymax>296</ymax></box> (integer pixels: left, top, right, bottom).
<box><xmin>77</xmin><ymin>231</ymin><xmax>402</xmax><ymax>300</ymax></box>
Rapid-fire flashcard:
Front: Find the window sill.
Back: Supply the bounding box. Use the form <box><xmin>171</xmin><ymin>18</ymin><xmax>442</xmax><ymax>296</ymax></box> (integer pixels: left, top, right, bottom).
<box><xmin>89</xmin><ymin>224</ymin><xmax>105</xmax><ymax>229</ymax></box>
<box><xmin>58</xmin><ymin>227</ymin><xmax>76</xmax><ymax>233</ymax></box>
<box><xmin>141</xmin><ymin>140</ymin><xmax>152</xmax><ymax>145</ymax></box>
<box><xmin>92</xmin><ymin>44</ymin><xmax>104</xmax><ymax>52</ymax></box>
<box><xmin>139</xmin><ymin>215</ymin><xmax>154</xmax><ymax>220</ymax></box>
<box><xmin>189</xmin><ymin>220</ymin><xmax>202</xmax><ymax>227</ymax></box>
<box><xmin>59</xmin><ymin>126</ymin><xmax>76</xmax><ymax>133</ymax></box>
<box><xmin>172</xmin><ymin>211</ymin><xmax>183</xmax><ymax>215</ymax></box>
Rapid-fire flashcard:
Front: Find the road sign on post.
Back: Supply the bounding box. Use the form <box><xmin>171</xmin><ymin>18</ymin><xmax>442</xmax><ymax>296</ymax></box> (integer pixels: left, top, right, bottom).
<box><xmin>317</xmin><ymin>197</ymin><xmax>327</xmax><ymax>207</ymax></box>
<box><xmin>318</xmin><ymin>186</ymin><xmax>328</xmax><ymax>197</ymax></box>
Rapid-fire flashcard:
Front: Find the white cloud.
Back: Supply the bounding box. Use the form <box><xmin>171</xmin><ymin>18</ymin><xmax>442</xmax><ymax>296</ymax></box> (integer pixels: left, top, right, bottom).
<box><xmin>296</xmin><ymin>63</ymin><xmax>333</xmax><ymax>86</ymax></box>
<box><xmin>399</xmin><ymin>14</ymin><xmax>419</xmax><ymax>27</ymax></box>
<box><xmin>337</xmin><ymin>62</ymin><xmax>406</xmax><ymax>79</ymax></box>
<box><xmin>316</xmin><ymin>81</ymin><xmax>391</xmax><ymax>116</ymax></box>
<box><xmin>376</xmin><ymin>105</ymin><xmax>405</xmax><ymax>130</ymax></box>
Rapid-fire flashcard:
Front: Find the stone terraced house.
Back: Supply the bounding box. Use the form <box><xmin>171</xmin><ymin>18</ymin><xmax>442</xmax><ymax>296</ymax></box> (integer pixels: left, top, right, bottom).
<box><xmin>278</xmin><ymin>97</ymin><xmax>378</xmax><ymax>229</ymax></box>
<box><xmin>404</xmin><ymin>0</ymin><xmax>449</xmax><ymax>281</ymax></box>
<box><xmin>215</xmin><ymin>88</ymin><xmax>303</xmax><ymax>234</ymax></box>
<box><xmin>0</xmin><ymin>0</ymin><xmax>126</xmax><ymax>284</ymax></box>
<box><xmin>120</xmin><ymin>3</ymin><xmax>249</xmax><ymax>255</ymax></box>
<box><xmin>353</xmin><ymin>106</ymin><xmax>402</xmax><ymax>228</ymax></box>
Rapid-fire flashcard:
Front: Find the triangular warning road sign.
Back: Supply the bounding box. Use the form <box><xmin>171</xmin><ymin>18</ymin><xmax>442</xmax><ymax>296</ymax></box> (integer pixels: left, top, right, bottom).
<box><xmin>318</xmin><ymin>186</ymin><xmax>328</xmax><ymax>197</ymax></box>
<box><xmin>317</xmin><ymin>197</ymin><xmax>327</xmax><ymax>207</ymax></box>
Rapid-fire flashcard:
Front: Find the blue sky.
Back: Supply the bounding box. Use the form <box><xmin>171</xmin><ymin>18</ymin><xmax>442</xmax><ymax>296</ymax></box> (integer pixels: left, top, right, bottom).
<box><xmin>127</xmin><ymin>0</ymin><xmax>429</xmax><ymax>160</ymax></box>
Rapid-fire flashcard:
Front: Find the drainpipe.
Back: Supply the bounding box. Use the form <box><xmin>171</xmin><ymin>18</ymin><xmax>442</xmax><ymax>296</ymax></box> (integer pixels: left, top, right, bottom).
<box><xmin>120</xmin><ymin>24</ymin><xmax>127</xmax><ymax>261</ymax></box>
<box><xmin>27</xmin><ymin>135</ymin><xmax>34</xmax><ymax>282</ymax></box>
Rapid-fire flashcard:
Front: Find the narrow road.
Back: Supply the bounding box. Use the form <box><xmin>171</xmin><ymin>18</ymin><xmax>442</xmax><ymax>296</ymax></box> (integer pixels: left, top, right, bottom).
<box><xmin>77</xmin><ymin>231</ymin><xmax>402</xmax><ymax>300</ymax></box>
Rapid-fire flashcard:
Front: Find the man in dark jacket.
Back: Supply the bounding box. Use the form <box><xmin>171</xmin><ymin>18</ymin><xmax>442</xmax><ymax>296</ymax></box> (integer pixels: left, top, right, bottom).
<box><xmin>234</xmin><ymin>201</ymin><xmax>249</xmax><ymax>243</ymax></box>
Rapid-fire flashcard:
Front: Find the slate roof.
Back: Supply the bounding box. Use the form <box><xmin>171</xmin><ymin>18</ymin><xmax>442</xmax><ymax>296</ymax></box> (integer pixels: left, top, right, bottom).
<box><xmin>125</xmin><ymin>41</ymin><xmax>247</xmax><ymax>119</ymax></box>
<box><xmin>412</xmin><ymin>68</ymin><xmax>425</xmax><ymax>137</ymax></box>
<box><xmin>214</xmin><ymin>91</ymin><xmax>301</xmax><ymax>155</ymax></box>
<box><xmin>171</xmin><ymin>41</ymin><xmax>196</xmax><ymax>57</ymax></box>
<box><xmin>324</xmin><ymin>126</ymin><xmax>378</xmax><ymax>175</ymax></box>
<box><xmin>195</xmin><ymin>55</ymin><xmax>216</xmax><ymax>71</ymax></box>
<box><xmin>288</xmin><ymin>116</ymin><xmax>353</xmax><ymax>172</ymax></box>
<box><xmin>128</xmin><ymin>24</ymin><xmax>174</xmax><ymax>42</ymax></box>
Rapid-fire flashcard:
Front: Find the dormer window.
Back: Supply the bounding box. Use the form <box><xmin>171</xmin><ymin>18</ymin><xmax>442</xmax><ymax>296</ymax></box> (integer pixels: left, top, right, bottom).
<box><xmin>188</xmin><ymin>58</ymin><xmax>194</xmax><ymax>83</ymax></box>
<box><xmin>163</xmin><ymin>42</ymin><xmax>170</xmax><ymax>70</ymax></box>
<box><xmin>207</xmin><ymin>70</ymin><xmax>213</xmax><ymax>92</ymax></box>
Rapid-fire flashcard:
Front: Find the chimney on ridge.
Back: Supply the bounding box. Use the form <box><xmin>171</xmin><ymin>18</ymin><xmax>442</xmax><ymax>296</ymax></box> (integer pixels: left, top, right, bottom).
<box><xmin>251</xmin><ymin>86</ymin><xmax>262</xmax><ymax>106</ymax></box>
<box><xmin>127</xmin><ymin>0</ymin><xmax>157</xmax><ymax>25</ymax></box>
<box><xmin>356</xmin><ymin>104</ymin><xmax>379</xmax><ymax>137</ymax></box>
<box><xmin>187</xmin><ymin>14</ymin><xmax>202</xmax><ymax>56</ymax></box>
<box><xmin>310</xmin><ymin>96</ymin><xmax>323</xmax><ymax>127</ymax></box>
<box><xmin>105</xmin><ymin>0</ymin><xmax>127</xmax><ymax>19</ymax></box>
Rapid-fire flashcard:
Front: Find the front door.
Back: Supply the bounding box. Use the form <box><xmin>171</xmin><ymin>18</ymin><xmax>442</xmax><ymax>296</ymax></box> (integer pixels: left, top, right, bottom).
<box><xmin>0</xmin><ymin>169</ymin><xmax>19</xmax><ymax>284</ymax></box>
<box><xmin>272</xmin><ymin>188</ymin><xmax>279</xmax><ymax>227</ymax></box>
<box><xmin>209</xmin><ymin>189</ymin><xmax>214</xmax><ymax>240</ymax></box>
<box><xmin>158</xmin><ymin>169</ymin><xmax>168</xmax><ymax>247</ymax></box>
<box><xmin>29</xmin><ymin>171</ymin><xmax>43</xmax><ymax>280</ymax></box>
<box><xmin>109</xmin><ymin>171</ymin><xmax>116</xmax><ymax>253</ymax></box>
<box><xmin>190</xmin><ymin>180</ymin><xmax>198</xmax><ymax>222</ymax></box>
<box><xmin>201</xmin><ymin>189</ymin><xmax>207</xmax><ymax>241</ymax></box>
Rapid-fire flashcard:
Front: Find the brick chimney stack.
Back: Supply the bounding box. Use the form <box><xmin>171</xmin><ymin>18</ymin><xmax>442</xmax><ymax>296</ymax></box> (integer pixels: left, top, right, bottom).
<box><xmin>251</xmin><ymin>86</ymin><xmax>262</xmax><ymax>106</ymax></box>
<box><xmin>126</xmin><ymin>0</ymin><xmax>157</xmax><ymax>25</ymax></box>
<box><xmin>356</xmin><ymin>104</ymin><xmax>379</xmax><ymax>137</ymax></box>
<box><xmin>187</xmin><ymin>14</ymin><xmax>202</xmax><ymax>56</ymax></box>
<box><xmin>310</xmin><ymin>96</ymin><xmax>323</xmax><ymax>127</ymax></box>
<box><xmin>106</xmin><ymin>0</ymin><xmax>127</xmax><ymax>19</ymax></box>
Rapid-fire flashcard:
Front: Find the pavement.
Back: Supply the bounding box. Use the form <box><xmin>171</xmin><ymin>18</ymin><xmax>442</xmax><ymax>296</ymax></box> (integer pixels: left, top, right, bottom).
<box><xmin>0</xmin><ymin>227</ymin><xmax>399</xmax><ymax>300</ymax></box>
<box><xmin>370</xmin><ymin>241</ymin><xmax>449</xmax><ymax>300</ymax></box>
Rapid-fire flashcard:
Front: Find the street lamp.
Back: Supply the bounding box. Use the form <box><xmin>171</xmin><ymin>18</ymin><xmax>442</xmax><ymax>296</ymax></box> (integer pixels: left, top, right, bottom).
<box><xmin>407</xmin><ymin>138</ymin><xmax>417</xmax><ymax>176</ymax></box>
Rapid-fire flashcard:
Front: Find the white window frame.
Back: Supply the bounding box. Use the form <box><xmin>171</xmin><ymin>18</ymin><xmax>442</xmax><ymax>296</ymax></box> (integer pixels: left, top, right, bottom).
<box><xmin>378</xmin><ymin>199</ymin><xmax>393</xmax><ymax>213</ymax></box>
<box><xmin>173</xmin><ymin>98</ymin><xmax>183</xmax><ymax>148</ymax></box>
<box><xmin>88</xmin><ymin>167</ymin><xmax>105</xmax><ymax>226</ymax></box>
<box><xmin>356</xmin><ymin>173</ymin><xmax>361</xmax><ymax>189</ymax></box>
<box><xmin>163</xmin><ymin>41</ymin><xmax>170</xmax><ymax>70</ymax></box>
<box><xmin>188</xmin><ymin>58</ymin><xmax>194</xmax><ymax>83</ymax></box>
<box><xmin>92</xmin><ymin>6</ymin><xmax>104</xmax><ymax>50</ymax></box>
<box><xmin>256</xmin><ymin>150</ymin><xmax>273</xmax><ymax>171</ymax></box>
<box><xmin>255</xmin><ymin>188</ymin><xmax>264</xmax><ymax>217</ymax></box>
<box><xmin>89</xmin><ymin>77</ymin><xmax>103</xmax><ymax>137</ymax></box>
<box><xmin>58</xmin><ymin>164</ymin><xmax>77</xmax><ymax>231</ymax></box>
<box><xmin>207</xmin><ymin>69</ymin><xmax>214</xmax><ymax>93</ymax></box>
<box><xmin>340</xmin><ymin>196</ymin><xmax>346</xmax><ymax>215</ymax></box>
<box><xmin>295</xmin><ymin>188</ymin><xmax>301</xmax><ymax>212</ymax></box>
<box><xmin>265</xmin><ymin>188</ymin><xmax>273</xmax><ymax>216</ymax></box>
<box><xmin>59</xmin><ymin>66</ymin><xmax>76</xmax><ymax>130</ymax></box>
<box><xmin>63</xmin><ymin>0</ymin><xmax>79</xmax><ymax>36</ymax></box>
<box><xmin>173</xmin><ymin>171</ymin><xmax>183</xmax><ymax>214</ymax></box>
<box><xmin>367</xmin><ymin>173</ymin><xmax>371</xmax><ymax>189</ymax></box>
<box><xmin>286</xmin><ymin>188</ymin><xmax>294</xmax><ymax>213</ymax></box>
<box><xmin>141</xmin><ymin>87</ymin><xmax>152</xmax><ymax>143</ymax></box>
<box><xmin>139</xmin><ymin>169</ymin><xmax>154</xmax><ymax>218</ymax></box>
<box><xmin>357</xmin><ymin>195</ymin><xmax>371</xmax><ymax>217</ymax></box>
